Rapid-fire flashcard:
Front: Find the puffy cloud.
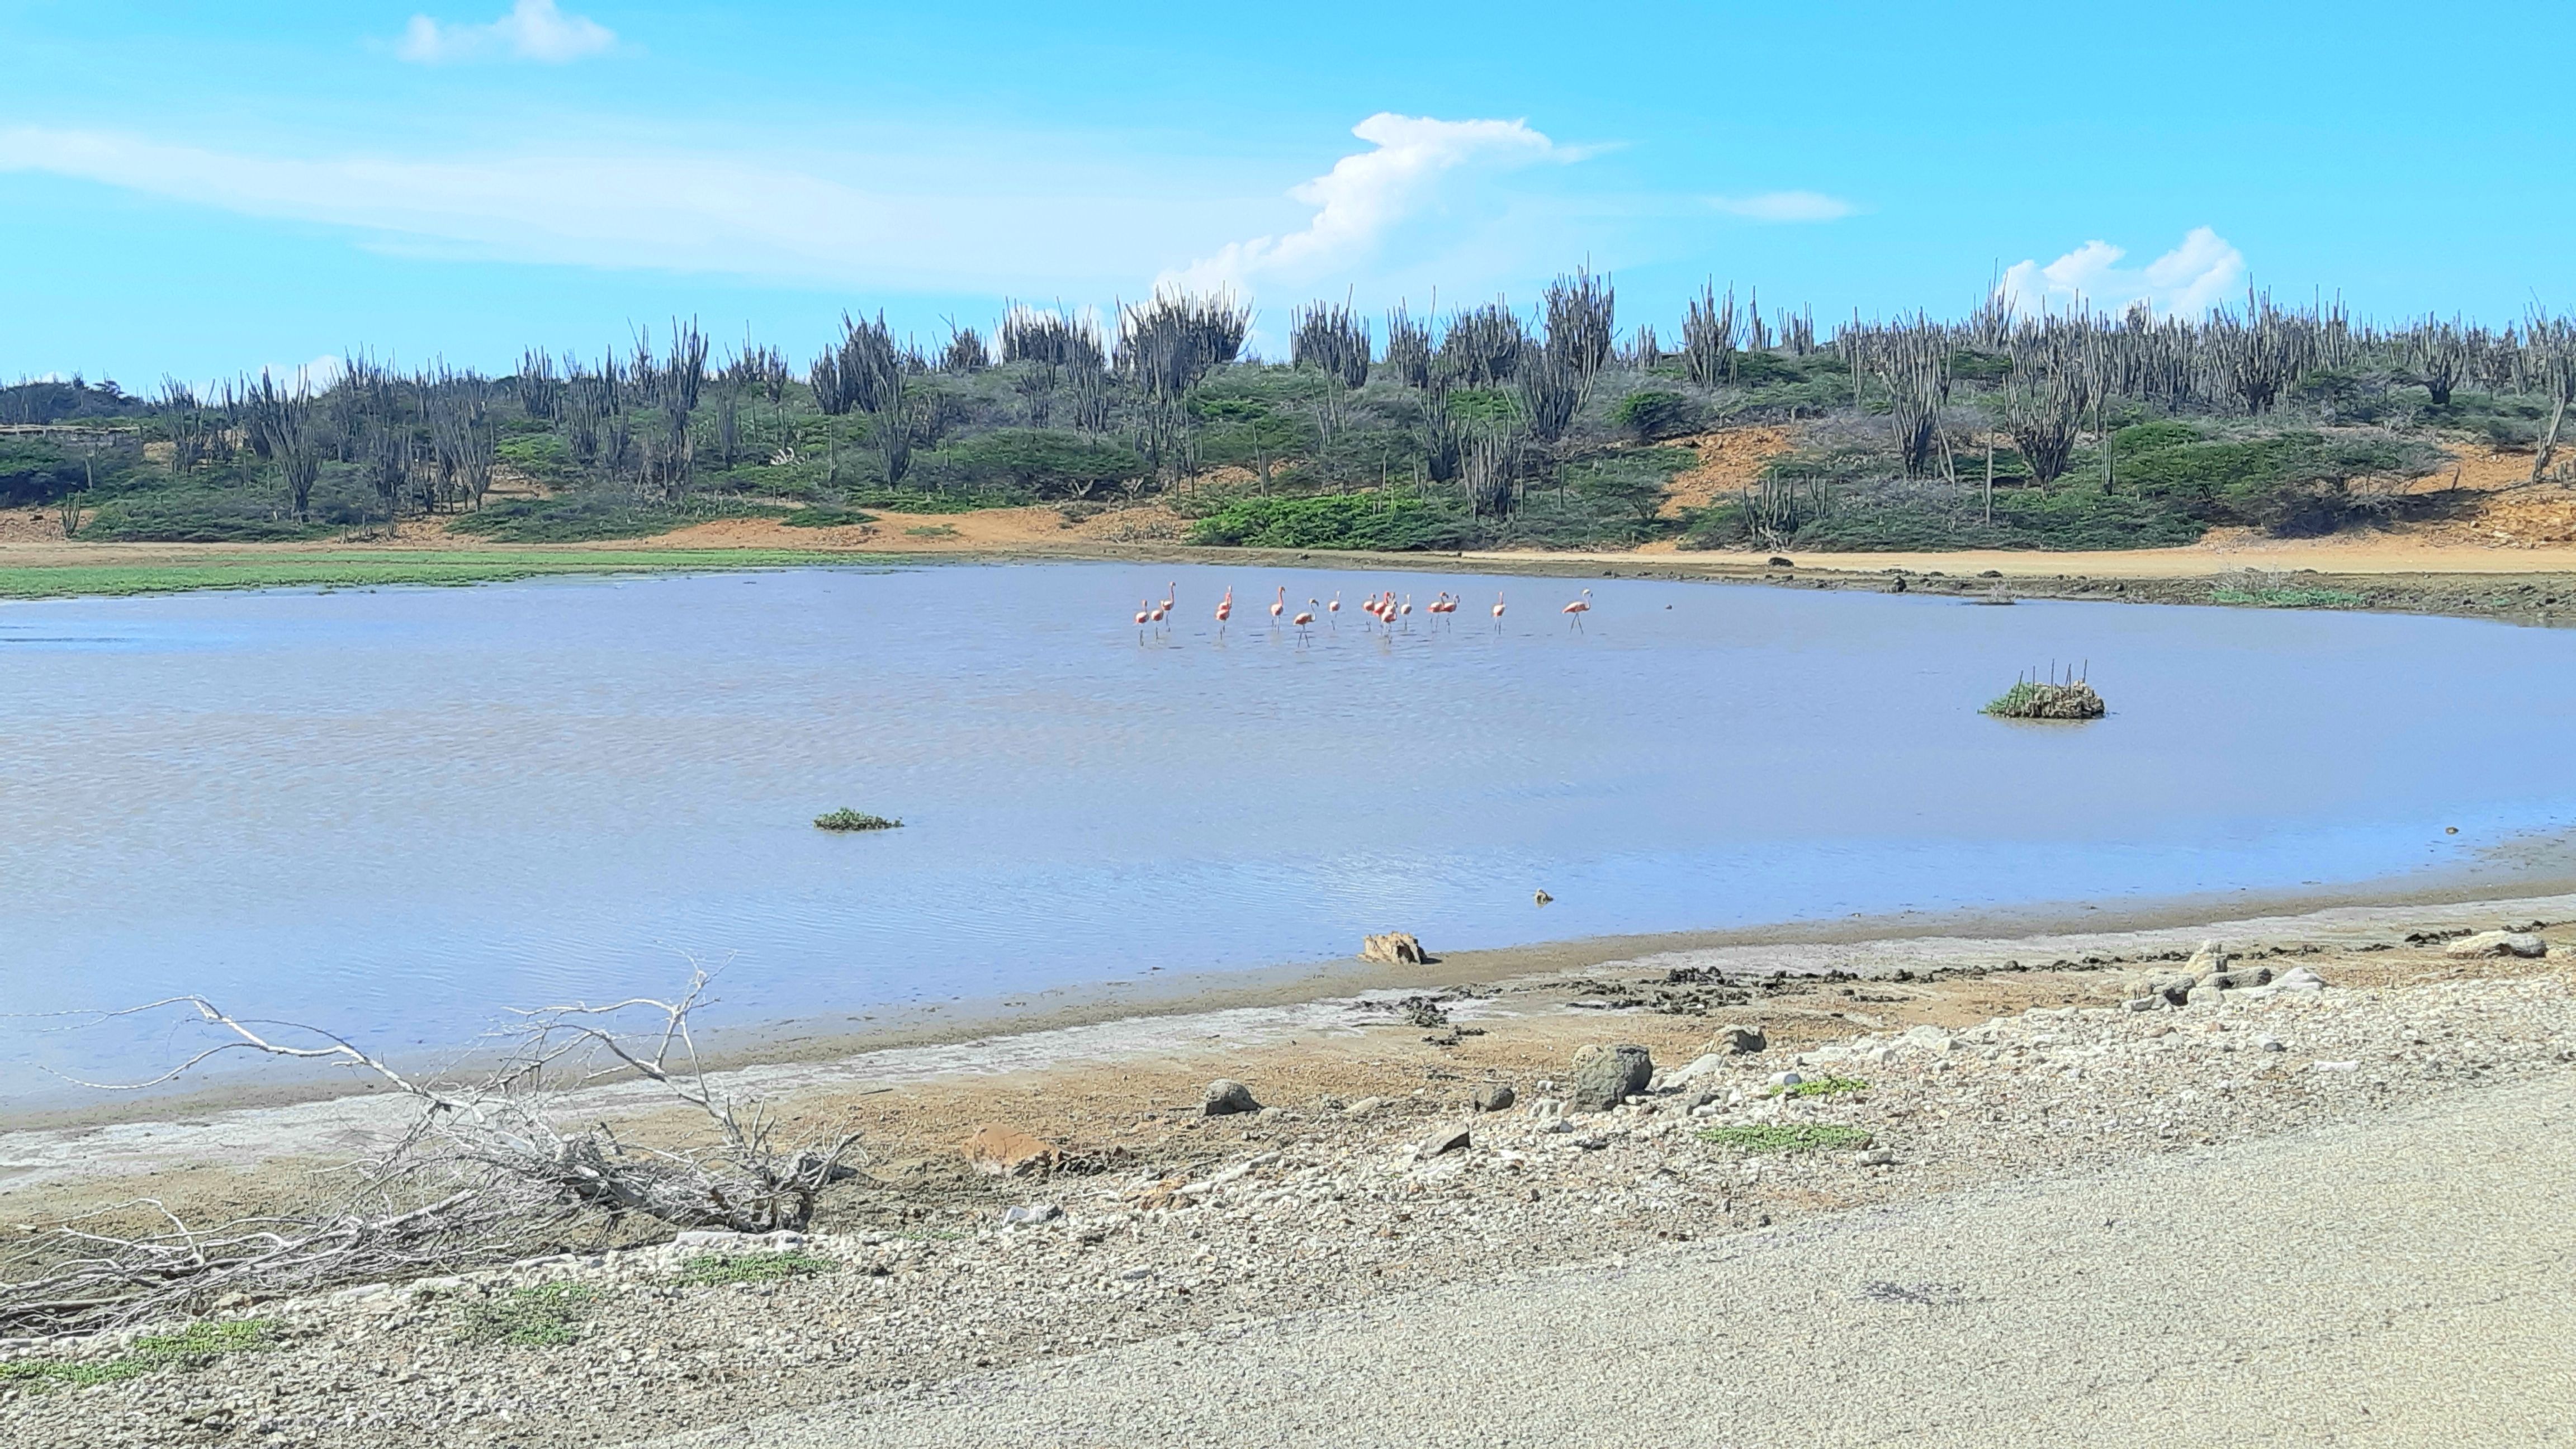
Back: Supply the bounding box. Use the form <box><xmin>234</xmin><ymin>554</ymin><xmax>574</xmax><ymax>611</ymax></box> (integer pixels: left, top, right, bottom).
<box><xmin>1707</xmin><ymin>191</ymin><xmax>1855</xmax><ymax>222</ymax></box>
<box><xmin>397</xmin><ymin>0</ymin><xmax>615</xmax><ymax>65</ymax></box>
<box><xmin>1999</xmin><ymin>226</ymin><xmax>2246</xmax><ymax>318</ymax></box>
<box><xmin>1161</xmin><ymin>113</ymin><xmax>1578</xmax><ymax>299</ymax></box>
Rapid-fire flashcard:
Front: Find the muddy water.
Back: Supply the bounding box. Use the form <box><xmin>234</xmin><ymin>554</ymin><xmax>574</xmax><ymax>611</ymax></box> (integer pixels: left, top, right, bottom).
<box><xmin>4</xmin><ymin>561</ymin><xmax>2572</xmax><ymax>1102</ymax></box>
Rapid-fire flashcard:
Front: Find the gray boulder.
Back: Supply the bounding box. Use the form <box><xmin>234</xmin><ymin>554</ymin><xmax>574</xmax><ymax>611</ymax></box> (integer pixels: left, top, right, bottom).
<box><xmin>1712</xmin><ymin>1024</ymin><xmax>1766</xmax><ymax>1055</ymax></box>
<box><xmin>1470</xmin><ymin>1082</ymin><xmax>1516</xmax><ymax>1112</ymax></box>
<box><xmin>1202</xmin><ymin>1079</ymin><xmax>1259</xmax><ymax>1116</ymax></box>
<box><xmin>1569</xmin><ymin>1043</ymin><xmax>1655</xmax><ymax>1111</ymax></box>
<box><xmin>2444</xmin><ymin>930</ymin><xmax>2548</xmax><ymax>959</ymax></box>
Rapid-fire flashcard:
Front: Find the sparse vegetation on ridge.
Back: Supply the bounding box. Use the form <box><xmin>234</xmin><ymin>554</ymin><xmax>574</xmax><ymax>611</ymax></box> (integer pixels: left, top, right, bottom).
<box><xmin>10</xmin><ymin>278</ymin><xmax>2560</xmax><ymax>560</ymax></box>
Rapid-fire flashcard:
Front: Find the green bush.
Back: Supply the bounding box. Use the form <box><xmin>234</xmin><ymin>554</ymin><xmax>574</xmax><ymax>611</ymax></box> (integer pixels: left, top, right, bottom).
<box><xmin>446</xmin><ymin>494</ymin><xmax>778</xmax><ymax>542</ymax></box>
<box><xmin>934</xmin><ymin>429</ymin><xmax>1147</xmax><ymax>499</ymax></box>
<box><xmin>1612</xmin><ymin>390</ymin><xmax>1704</xmax><ymax>440</ymax></box>
<box><xmin>1187</xmin><ymin>493</ymin><xmax>1475</xmax><ymax>551</ymax></box>
<box><xmin>781</xmin><ymin>506</ymin><xmax>877</xmax><ymax>528</ymax></box>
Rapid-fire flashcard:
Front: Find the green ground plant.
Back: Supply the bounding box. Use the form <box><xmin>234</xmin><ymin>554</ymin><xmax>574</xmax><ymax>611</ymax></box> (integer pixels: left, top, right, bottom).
<box><xmin>1695</xmin><ymin>1124</ymin><xmax>1876</xmax><ymax>1153</ymax></box>
<box><xmin>456</xmin><ymin>1282</ymin><xmax>599</xmax><ymax>1347</ymax></box>
<box><xmin>675</xmin><ymin>1250</ymin><xmax>837</xmax><ymax>1287</ymax></box>
<box><xmin>0</xmin><ymin>1319</ymin><xmax>272</xmax><ymax>1388</ymax></box>
<box><xmin>1764</xmin><ymin>1074</ymin><xmax>1871</xmax><ymax>1099</ymax></box>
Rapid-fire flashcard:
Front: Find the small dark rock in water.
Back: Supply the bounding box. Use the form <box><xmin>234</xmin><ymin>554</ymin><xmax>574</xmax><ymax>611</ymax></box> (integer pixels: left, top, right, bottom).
<box><xmin>1767</xmin><ymin>556</ymin><xmax>1794</xmax><ymax>568</ymax></box>
<box><xmin>1982</xmin><ymin>681</ymin><xmax>2106</xmax><ymax>720</ymax></box>
<box><xmin>1203</xmin><ymin>1079</ymin><xmax>1259</xmax><ymax>1116</ymax></box>
<box><xmin>814</xmin><ymin>808</ymin><xmax>903</xmax><ymax>832</ymax></box>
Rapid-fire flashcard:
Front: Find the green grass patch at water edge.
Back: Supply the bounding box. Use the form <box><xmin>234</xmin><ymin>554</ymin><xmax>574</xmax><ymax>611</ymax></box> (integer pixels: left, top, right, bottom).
<box><xmin>0</xmin><ymin>549</ymin><xmax>891</xmax><ymax>600</ymax></box>
<box><xmin>0</xmin><ymin>1319</ymin><xmax>273</xmax><ymax>1388</ymax></box>
<box><xmin>1696</xmin><ymin>1123</ymin><xmax>1876</xmax><ymax>1153</ymax></box>
<box><xmin>675</xmin><ymin>1249</ymin><xmax>837</xmax><ymax>1287</ymax></box>
<box><xmin>2209</xmin><ymin>585</ymin><xmax>2366</xmax><ymax>608</ymax></box>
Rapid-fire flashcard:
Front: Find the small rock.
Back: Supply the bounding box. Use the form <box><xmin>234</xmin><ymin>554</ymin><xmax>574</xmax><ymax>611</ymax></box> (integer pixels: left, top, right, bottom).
<box><xmin>1900</xmin><ymin>1025</ymin><xmax>1954</xmax><ymax>1053</ymax></box>
<box><xmin>1203</xmin><ymin>1079</ymin><xmax>1260</xmax><ymax>1116</ymax></box>
<box><xmin>1470</xmin><ymin>1082</ymin><xmax>1516</xmax><ymax>1112</ymax></box>
<box><xmin>674</xmin><ymin>1230</ymin><xmax>748</xmax><ymax>1248</ymax></box>
<box><xmin>2257</xmin><ymin>1036</ymin><xmax>2285</xmax><ymax>1052</ymax></box>
<box><xmin>2123</xmin><ymin>995</ymin><xmax>2169</xmax><ymax>1013</ymax></box>
<box><xmin>1569</xmin><ymin>1044</ymin><xmax>1656</xmax><ymax>1111</ymax></box>
<box><xmin>2444</xmin><ymin>930</ymin><xmax>2548</xmax><ymax>959</ymax></box>
<box><xmin>1418</xmin><ymin>1126</ymin><xmax>1471</xmax><ymax>1157</ymax></box>
<box><xmin>1360</xmin><ymin>932</ymin><xmax>1428</xmax><ymax>965</ymax></box>
<box><xmin>1712</xmin><ymin>1024</ymin><xmax>1767</xmax><ymax>1055</ymax></box>
<box><xmin>2185</xmin><ymin>940</ymin><xmax>2231</xmax><ymax>978</ymax></box>
<box><xmin>1526</xmin><ymin>1097</ymin><xmax>1566</xmax><ymax>1120</ymax></box>
<box><xmin>1766</xmin><ymin>1070</ymin><xmax>1804</xmax><ymax>1089</ymax></box>
<box><xmin>2274</xmin><ymin>967</ymin><xmax>2326</xmax><ymax>991</ymax></box>
<box><xmin>2206</xmin><ymin>966</ymin><xmax>2275</xmax><ymax>990</ymax></box>
<box><xmin>2310</xmin><ymin>1059</ymin><xmax>2360</xmax><ymax>1072</ymax></box>
<box><xmin>1000</xmin><ymin>1203</ymin><xmax>1063</xmax><ymax>1227</ymax></box>
<box><xmin>2185</xmin><ymin>984</ymin><xmax>2225</xmax><ymax>1007</ymax></box>
<box><xmin>1665</xmin><ymin>1053</ymin><xmax>1728</xmax><ymax>1087</ymax></box>
<box><xmin>1344</xmin><ymin>1096</ymin><xmax>1388</xmax><ymax>1117</ymax></box>
<box><xmin>962</xmin><ymin>1124</ymin><xmax>1063</xmax><ymax>1177</ymax></box>
<box><xmin>1859</xmin><ymin>1148</ymin><xmax>1896</xmax><ymax>1167</ymax></box>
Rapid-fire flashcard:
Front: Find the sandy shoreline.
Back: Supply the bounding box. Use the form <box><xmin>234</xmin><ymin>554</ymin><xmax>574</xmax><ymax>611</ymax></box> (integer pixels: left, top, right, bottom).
<box><xmin>15</xmin><ymin>835</ymin><xmax>2576</xmax><ymax>1140</ymax></box>
<box><xmin>13</xmin><ymin>518</ymin><xmax>2576</xmax><ymax>626</ymax></box>
<box><xmin>8</xmin><ymin>882</ymin><xmax>2574</xmax><ymax>1205</ymax></box>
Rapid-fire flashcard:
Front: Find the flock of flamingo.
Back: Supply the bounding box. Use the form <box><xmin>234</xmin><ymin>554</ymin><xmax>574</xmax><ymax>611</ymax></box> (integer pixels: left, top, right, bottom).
<box><xmin>1131</xmin><ymin>582</ymin><xmax>1592</xmax><ymax>642</ymax></box>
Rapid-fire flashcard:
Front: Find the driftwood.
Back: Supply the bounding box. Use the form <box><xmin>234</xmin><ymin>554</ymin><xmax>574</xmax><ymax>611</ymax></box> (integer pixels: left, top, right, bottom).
<box><xmin>2</xmin><ymin>969</ymin><xmax>860</xmax><ymax>1334</ymax></box>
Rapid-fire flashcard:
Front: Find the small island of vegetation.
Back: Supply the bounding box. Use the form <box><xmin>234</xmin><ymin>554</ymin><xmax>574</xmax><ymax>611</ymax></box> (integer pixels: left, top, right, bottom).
<box><xmin>813</xmin><ymin>808</ymin><xmax>903</xmax><ymax>832</ymax></box>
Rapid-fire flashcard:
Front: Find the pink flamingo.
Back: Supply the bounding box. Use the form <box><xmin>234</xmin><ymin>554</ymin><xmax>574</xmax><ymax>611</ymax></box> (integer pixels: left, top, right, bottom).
<box><xmin>1269</xmin><ymin>585</ymin><xmax>1288</xmax><ymax>627</ymax></box>
<box><xmin>1134</xmin><ymin>599</ymin><xmax>1152</xmax><ymax>643</ymax></box>
<box><xmin>1293</xmin><ymin>599</ymin><xmax>1317</xmax><ymax>641</ymax></box>
<box><xmin>1328</xmin><ymin>590</ymin><xmax>1342</xmax><ymax>615</ymax></box>
<box><xmin>1491</xmin><ymin>591</ymin><xmax>1507</xmax><ymax>626</ymax></box>
<box><xmin>1216</xmin><ymin>587</ymin><xmax>1233</xmax><ymax>624</ymax></box>
<box><xmin>1562</xmin><ymin>588</ymin><xmax>1592</xmax><ymax>630</ymax></box>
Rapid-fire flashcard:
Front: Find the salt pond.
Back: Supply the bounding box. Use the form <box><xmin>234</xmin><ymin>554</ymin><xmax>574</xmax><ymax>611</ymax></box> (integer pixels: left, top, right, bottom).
<box><xmin>4</xmin><ymin>560</ymin><xmax>2572</xmax><ymax>1102</ymax></box>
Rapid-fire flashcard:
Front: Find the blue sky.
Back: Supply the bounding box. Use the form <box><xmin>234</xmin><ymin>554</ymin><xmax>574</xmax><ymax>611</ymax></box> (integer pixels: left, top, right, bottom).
<box><xmin>3</xmin><ymin>0</ymin><xmax>2570</xmax><ymax>386</ymax></box>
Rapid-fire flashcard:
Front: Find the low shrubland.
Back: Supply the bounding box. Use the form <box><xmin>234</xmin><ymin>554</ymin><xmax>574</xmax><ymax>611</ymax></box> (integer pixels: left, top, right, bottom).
<box><xmin>0</xmin><ymin>281</ymin><xmax>2547</xmax><ymax>553</ymax></box>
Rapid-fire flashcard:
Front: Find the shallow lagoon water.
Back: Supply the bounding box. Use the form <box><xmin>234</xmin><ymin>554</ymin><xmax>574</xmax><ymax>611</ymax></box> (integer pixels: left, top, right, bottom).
<box><xmin>4</xmin><ymin>560</ymin><xmax>2573</xmax><ymax>1102</ymax></box>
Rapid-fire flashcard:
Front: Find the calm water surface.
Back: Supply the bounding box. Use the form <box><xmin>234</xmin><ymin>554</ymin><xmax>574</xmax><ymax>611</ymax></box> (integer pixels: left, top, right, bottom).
<box><xmin>4</xmin><ymin>561</ymin><xmax>2573</xmax><ymax>1101</ymax></box>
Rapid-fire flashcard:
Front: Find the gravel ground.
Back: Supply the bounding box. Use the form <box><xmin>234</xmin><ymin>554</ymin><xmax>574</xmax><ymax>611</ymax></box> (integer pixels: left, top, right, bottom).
<box><xmin>3</xmin><ymin>949</ymin><xmax>2569</xmax><ymax>1448</ymax></box>
<box><xmin>671</xmin><ymin>1070</ymin><xmax>2576</xmax><ymax>1448</ymax></box>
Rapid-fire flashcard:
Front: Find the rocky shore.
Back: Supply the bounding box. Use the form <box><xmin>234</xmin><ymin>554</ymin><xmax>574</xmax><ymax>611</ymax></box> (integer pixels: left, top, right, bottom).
<box><xmin>3</xmin><ymin>919</ymin><xmax>2568</xmax><ymax>1449</ymax></box>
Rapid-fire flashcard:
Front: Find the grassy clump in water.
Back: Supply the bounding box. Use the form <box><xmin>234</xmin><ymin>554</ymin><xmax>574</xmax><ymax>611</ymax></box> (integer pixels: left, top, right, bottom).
<box><xmin>675</xmin><ymin>1249</ymin><xmax>837</xmax><ymax>1287</ymax></box>
<box><xmin>815</xmin><ymin>808</ymin><xmax>902</xmax><ymax>832</ymax></box>
<box><xmin>1696</xmin><ymin>1124</ymin><xmax>1875</xmax><ymax>1153</ymax></box>
<box><xmin>456</xmin><ymin>1281</ymin><xmax>599</xmax><ymax>1347</ymax></box>
<box><xmin>0</xmin><ymin>1319</ymin><xmax>273</xmax><ymax>1388</ymax></box>
<box><xmin>1983</xmin><ymin>678</ymin><xmax>2106</xmax><ymax>720</ymax></box>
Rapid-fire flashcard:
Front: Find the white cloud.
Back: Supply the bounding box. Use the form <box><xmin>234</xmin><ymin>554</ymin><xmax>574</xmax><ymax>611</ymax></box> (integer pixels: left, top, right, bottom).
<box><xmin>1707</xmin><ymin>191</ymin><xmax>1855</xmax><ymax>222</ymax></box>
<box><xmin>1161</xmin><ymin>113</ymin><xmax>1579</xmax><ymax>300</ymax></box>
<box><xmin>397</xmin><ymin>0</ymin><xmax>615</xmax><ymax>65</ymax></box>
<box><xmin>1999</xmin><ymin>226</ymin><xmax>2246</xmax><ymax>318</ymax></box>
<box><xmin>0</xmin><ymin>126</ymin><xmax>1232</xmax><ymax>293</ymax></box>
